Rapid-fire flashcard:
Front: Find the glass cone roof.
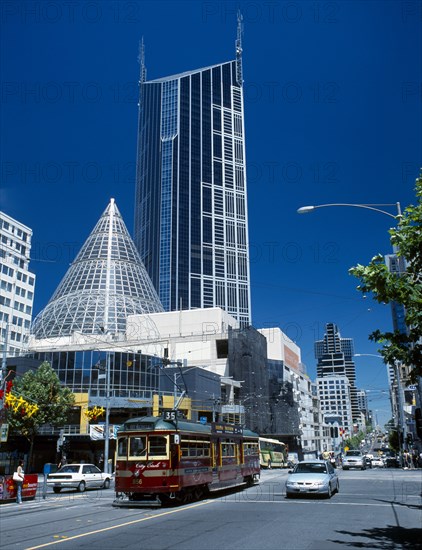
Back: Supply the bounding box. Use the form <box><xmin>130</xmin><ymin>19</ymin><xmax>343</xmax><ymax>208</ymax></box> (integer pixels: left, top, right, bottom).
<box><xmin>31</xmin><ymin>199</ymin><xmax>164</xmax><ymax>339</ymax></box>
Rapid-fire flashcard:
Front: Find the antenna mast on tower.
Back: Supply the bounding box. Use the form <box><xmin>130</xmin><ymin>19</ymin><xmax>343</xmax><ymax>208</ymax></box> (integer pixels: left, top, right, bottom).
<box><xmin>139</xmin><ymin>37</ymin><xmax>147</xmax><ymax>84</ymax></box>
<box><xmin>236</xmin><ymin>11</ymin><xmax>243</xmax><ymax>86</ymax></box>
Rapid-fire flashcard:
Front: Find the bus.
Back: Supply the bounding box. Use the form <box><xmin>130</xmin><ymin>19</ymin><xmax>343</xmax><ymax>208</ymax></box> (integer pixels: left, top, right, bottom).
<box><xmin>113</xmin><ymin>414</ymin><xmax>260</xmax><ymax>507</ymax></box>
<box><xmin>259</xmin><ymin>437</ymin><xmax>287</xmax><ymax>468</ymax></box>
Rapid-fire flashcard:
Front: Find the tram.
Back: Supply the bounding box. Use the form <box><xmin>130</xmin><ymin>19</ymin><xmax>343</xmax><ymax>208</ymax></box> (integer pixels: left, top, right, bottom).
<box><xmin>113</xmin><ymin>414</ymin><xmax>260</xmax><ymax>507</ymax></box>
<box><xmin>259</xmin><ymin>437</ymin><xmax>287</xmax><ymax>468</ymax></box>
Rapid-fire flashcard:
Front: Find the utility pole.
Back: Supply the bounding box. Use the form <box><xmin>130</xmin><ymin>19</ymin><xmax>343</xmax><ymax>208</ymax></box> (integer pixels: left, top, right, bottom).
<box><xmin>393</xmin><ymin>360</ymin><xmax>407</xmax><ymax>461</ymax></box>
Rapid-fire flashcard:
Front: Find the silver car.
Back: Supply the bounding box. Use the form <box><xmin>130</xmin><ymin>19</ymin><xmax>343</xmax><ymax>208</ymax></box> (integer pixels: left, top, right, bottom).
<box><xmin>47</xmin><ymin>463</ymin><xmax>111</xmax><ymax>493</ymax></box>
<box><xmin>285</xmin><ymin>460</ymin><xmax>339</xmax><ymax>498</ymax></box>
<box><xmin>342</xmin><ymin>450</ymin><xmax>366</xmax><ymax>470</ymax></box>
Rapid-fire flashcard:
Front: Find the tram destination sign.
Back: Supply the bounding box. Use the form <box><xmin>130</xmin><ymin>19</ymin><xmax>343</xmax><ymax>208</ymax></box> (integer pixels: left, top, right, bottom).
<box><xmin>212</xmin><ymin>422</ymin><xmax>243</xmax><ymax>435</ymax></box>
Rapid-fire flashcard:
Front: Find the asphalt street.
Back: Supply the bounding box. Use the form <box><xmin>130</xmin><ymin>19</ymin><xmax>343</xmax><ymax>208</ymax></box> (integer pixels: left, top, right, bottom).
<box><xmin>0</xmin><ymin>468</ymin><xmax>420</xmax><ymax>550</ymax></box>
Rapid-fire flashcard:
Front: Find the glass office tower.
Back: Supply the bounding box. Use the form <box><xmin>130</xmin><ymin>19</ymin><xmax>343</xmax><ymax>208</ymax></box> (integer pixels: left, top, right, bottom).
<box><xmin>134</xmin><ymin>48</ymin><xmax>251</xmax><ymax>326</ymax></box>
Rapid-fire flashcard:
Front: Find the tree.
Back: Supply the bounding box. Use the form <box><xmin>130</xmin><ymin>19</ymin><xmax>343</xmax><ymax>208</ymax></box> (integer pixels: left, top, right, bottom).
<box><xmin>349</xmin><ymin>171</ymin><xmax>422</xmax><ymax>381</ymax></box>
<box><xmin>6</xmin><ymin>362</ymin><xmax>75</xmax><ymax>467</ymax></box>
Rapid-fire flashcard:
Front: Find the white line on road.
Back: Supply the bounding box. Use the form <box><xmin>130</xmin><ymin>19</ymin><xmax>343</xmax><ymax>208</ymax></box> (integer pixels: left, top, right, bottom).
<box><xmin>25</xmin><ymin>499</ymin><xmax>213</xmax><ymax>550</ymax></box>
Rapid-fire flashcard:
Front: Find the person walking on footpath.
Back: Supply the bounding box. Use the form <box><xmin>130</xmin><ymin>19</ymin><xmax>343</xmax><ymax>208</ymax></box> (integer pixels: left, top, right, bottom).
<box><xmin>15</xmin><ymin>460</ymin><xmax>24</xmax><ymax>504</ymax></box>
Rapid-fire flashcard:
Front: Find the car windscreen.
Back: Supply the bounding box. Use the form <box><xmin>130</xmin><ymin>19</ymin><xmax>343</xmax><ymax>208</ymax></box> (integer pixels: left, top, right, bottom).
<box><xmin>294</xmin><ymin>463</ymin><xmax>327</xmax><ymax>474</ymax></box>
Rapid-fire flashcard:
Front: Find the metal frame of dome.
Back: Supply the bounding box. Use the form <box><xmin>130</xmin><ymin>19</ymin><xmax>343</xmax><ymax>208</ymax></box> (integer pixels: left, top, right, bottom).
<box><xmin>31</xmin><ymin>199</ymin><xmax>163</xmax><ymax>339</ymax></box>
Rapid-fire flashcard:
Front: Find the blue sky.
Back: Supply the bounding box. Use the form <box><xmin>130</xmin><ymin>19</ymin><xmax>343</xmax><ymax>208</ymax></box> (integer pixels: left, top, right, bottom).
<box><xmin>1</xmin><ymin>1</ymin><xmax>421</xmax><ymax>427</ymax></box>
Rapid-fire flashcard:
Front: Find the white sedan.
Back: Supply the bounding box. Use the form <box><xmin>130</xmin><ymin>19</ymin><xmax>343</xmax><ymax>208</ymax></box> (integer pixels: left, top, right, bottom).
<box><xmin>371</xmin><ymin>457</ymin><xmax>385</xmax><ymax>468</ymax></box>
<box><xmin>285</xmin><ymin>460</ymin><xmax>339</xmax><ymax>498</ymax></box>
<box><xmin>47</xmin><ymin>463</ymin><xmax>111</xmax><ymax>493</ymax></box>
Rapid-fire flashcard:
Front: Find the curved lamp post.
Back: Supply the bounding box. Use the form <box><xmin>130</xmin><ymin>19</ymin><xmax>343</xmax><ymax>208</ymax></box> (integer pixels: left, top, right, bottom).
<box><xmin>297</xmin><ymin>202</ymin><xmax>401</xmax><ymax>218</ymax></box>
<box><xmin>297</xmin><ymin>203</ymin><xmax>406</xmax><ymax>456</ymax></box>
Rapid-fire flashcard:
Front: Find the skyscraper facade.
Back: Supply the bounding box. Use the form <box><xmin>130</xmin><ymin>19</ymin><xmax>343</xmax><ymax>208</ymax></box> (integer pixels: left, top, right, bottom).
<box><xmin>315</xmin><ymin>323</ymin><xmax>359</xmax><ymax>424</ymax></box>
<box><xmin>134</xmin><ymin>25</ymin><xmax>251</xmax><ymax>326</ymax></box>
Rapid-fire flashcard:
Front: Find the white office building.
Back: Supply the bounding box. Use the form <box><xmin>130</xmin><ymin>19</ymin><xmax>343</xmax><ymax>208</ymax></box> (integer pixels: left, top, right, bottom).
<box><xmin>316</xmin><ymin>375</ymin><xmax>353</xmax><ymax>436</ymax></box>
<box><xmin>0</xmin><ymin>211</ymin><xmax>36</xmax><ymax>357</ymax></box>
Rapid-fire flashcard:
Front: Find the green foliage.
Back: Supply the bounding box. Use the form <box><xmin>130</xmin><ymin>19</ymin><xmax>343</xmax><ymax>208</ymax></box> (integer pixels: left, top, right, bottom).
<box><xmin>349</xmin><ymin>171</ymin><xmax>422</xmax><ymax>381</ymax></box>
<box><xmin>344</xmin><ymin>430</ymin><xmax>366</xmax><ymax>450</ymax></box>
<box><xmin>7</xmin><ymin>362</ymin><xmax>75</xmax><ymax>441</ymax></box>
<box><xmin>388</xmin><ymin>429</ymin><xmax>400</xmax><ymax>452</ymax></box>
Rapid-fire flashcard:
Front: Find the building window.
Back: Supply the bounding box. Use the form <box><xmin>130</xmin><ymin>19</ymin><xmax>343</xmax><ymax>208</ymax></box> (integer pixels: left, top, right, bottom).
<box><xmin>216</xmin><ymin>339</ymin><xmax>228</xmax><ymax>358</ymax></box>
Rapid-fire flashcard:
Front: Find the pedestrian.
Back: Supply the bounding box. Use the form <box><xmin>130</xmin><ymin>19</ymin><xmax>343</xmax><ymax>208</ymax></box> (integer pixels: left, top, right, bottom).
<box><xmin>15</xmin><ymin>460</ymin><xmax>24</xmax><ymax>504</ymax></box>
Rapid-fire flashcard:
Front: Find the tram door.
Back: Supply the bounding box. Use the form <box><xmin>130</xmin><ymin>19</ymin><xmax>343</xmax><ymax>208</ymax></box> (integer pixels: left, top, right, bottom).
<box><xmin>211</xmin><ymin>440</ymin><xmax>219</xmax><ymax>483</ymax></box>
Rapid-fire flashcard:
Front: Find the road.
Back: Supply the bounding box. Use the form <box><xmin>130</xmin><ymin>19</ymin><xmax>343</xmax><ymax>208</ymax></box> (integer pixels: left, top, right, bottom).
<box><xmin>0</xmin><ymin>468</ymin><xmax>420</xmax><ymax>550</ymax></box>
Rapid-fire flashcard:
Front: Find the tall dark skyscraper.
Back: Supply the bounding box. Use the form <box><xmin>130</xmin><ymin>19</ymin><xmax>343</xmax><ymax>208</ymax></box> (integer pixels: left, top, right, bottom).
<box><xmin>134</xmin><ymin>16</ymin><xmax>251</xmax><ymax>326</ymax></box>
<box><xmin>315</xmin><ymin>323</ymin><xmax>359</xmax><ymax>423</ymax></box>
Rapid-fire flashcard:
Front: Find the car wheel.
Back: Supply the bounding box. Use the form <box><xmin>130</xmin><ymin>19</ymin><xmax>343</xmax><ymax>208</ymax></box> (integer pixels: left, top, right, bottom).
<box><xmin>361</xmin><ymin>466</ymin><xmax>366</xmax><ymax>470</ymax></box>
<box><xmin>77</xmin><ymin>481</ymin><xmax>86</xmax><ymax>493</ymax></box>
<box><xmin>285</xmin><ymin>493</ymin><xmax>293</xmax><ymax>499</ymax></box>
<box><xmin>326</xmin><ymin>484</ymin><xmax>332</xmax><ymax>499</ymax></box>
<box><xmin>335</xmin><ymin>480</ymin><xmax>340</xmax><ymax>494</ymax></box>
<box><xmin>343</xmin><ymin>467</ymin><xmax>348</xmax><ymax>471</ymax></box>
<box><xmin>53</xmin><ymin>487</ymin><xmax>61</xmax><ymax>494</ymax></box>
<box><xmin>103</xmin><ymin>478</ymin><xmax>111</xmax><ymax>489</ymax></box>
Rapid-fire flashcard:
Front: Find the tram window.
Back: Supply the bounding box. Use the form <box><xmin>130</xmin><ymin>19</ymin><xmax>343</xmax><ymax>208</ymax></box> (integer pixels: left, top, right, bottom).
<box><xmin>117</xmin><ymin>437</ymin><xmax>128</xmax><ymax>458</ymax></box>
<box><xmin>244</xmin><ymin>442</ymin><xmax>258</xmax><ymax>456</ymax></box>
<box><xmin>129</xmin><ymin>436</ymin><xmax>147</xmax><ymax>457</ymax></box>
<box><xmin>148</xmin><ymin>436</ymin><xmax>167</xmax><ymax>457</ymax></box>
<box><xmin>222</xmin><ymin>442</ymin><xmax>236</xmax><ymax>457</ymax></box>
<box><xmin>180</xmin><ymin>438</ymin><xmax>210</xmax><ymax>458</ymax></box>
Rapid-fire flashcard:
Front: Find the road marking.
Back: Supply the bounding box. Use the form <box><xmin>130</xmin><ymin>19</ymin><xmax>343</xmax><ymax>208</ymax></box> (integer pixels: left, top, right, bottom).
<box><xmin>25</xmin><ymin>500</ymin><xmax>212</xmax><ymax>549</ymax></box>
<box><xmin>230</xmin><ymin>499</ymin><xmax>408</xmax><ymax>508</ymax></box>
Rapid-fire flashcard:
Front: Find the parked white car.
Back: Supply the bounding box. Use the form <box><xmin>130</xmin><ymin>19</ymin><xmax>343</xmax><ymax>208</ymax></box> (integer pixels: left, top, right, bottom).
<box><xmin>47</xmin><ymin>463</ymin><xmax>111</xmax><ymax>493</ymax></box>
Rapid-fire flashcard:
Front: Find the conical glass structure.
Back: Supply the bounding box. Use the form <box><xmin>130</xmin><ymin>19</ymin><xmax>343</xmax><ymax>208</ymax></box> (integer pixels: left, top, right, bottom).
<box><xmin>31</xmin><ymin>199</ymin><xmax>163</xmax><ymax>339</ymax></box>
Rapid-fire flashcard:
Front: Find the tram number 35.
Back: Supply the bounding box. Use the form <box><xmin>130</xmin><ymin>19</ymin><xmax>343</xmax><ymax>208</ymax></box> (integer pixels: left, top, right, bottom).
<box><xmin>164</xmin><ymin>410</ymin><xmax>177</xmax><ymax>421</ymax></box>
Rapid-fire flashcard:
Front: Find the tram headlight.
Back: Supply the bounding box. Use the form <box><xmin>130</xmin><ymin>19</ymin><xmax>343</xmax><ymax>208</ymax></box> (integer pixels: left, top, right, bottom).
<box><xmin>134</xmin><ymin>470</ymin><xmax>140</xmax><ymax>478</ymax></box>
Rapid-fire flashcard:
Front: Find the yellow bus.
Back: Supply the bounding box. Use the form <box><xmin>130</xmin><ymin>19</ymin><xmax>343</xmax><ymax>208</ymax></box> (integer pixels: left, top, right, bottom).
<box><xmin>259</xmin><ymin>437</ymin><xmax>287</xmax><ymax>468</ymax></box>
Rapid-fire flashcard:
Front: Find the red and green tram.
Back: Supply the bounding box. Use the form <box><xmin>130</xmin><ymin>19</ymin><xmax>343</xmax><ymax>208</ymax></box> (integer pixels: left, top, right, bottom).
<box><xmin>113</xmin><ymin>415</ymin><xmax>260</xmax><ymax>507</ymax></box>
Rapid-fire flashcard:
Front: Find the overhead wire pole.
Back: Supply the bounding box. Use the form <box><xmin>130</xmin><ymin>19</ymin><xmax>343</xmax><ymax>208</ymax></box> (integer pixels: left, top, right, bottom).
<box><xmin>102</xmin><ymin>199</ymin><xmax>115</xmax><ymax>475</ymax></box>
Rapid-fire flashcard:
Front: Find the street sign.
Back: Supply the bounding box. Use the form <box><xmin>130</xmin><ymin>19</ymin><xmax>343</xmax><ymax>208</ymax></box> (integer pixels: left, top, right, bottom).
<box><xmin>199</xmin><ymin>417</ymin><xmax>207</xmax><ymax>424</ymax></box>
<box><xmin>0</xmin><ymin>423</ymin><xmax>9</xmax><ymax>442</ymax></box>
<box><xmin>164</xmin><ymin>410</ymin><xmax>177</xmax><ymax>421</ymax></box>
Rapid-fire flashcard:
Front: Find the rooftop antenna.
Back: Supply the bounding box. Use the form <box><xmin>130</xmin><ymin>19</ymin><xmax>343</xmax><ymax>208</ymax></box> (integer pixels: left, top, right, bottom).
<box><xmin>139</xmin><ymin>37</ymin><xmax>147</xmax><ymax>84</ymax></box>
<box><xmin>236</xmin><ymin>10</ymin><xmax>243</xmax><ymax>86</ymax></box>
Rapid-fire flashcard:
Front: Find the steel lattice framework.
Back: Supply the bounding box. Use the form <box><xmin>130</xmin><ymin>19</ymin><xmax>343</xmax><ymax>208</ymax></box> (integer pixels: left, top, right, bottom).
<box><xmin>31</xmin><ymin>199</ymin><xmax>163</xmax><ymax>339</ymax></box>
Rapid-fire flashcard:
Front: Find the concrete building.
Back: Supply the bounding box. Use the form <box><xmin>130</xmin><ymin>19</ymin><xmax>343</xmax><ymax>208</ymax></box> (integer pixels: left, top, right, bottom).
<box><xmin>258</xmin><ymin>328</ymin><xmax>331</xmax><ymax>457</ymax></box>
<box><xmin>316</xmin><ymin>375</ymin><xmax>353</xmax><ymax>440</ymax></box>
<box><xmin>0</xmin><ymin>211</ymin><xmax>36</xmax><ymax>359</ymax></box>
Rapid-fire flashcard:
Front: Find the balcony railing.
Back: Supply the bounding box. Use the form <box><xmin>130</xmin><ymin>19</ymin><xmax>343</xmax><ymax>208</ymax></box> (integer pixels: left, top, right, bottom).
<box><xmin>37</xmin><ymin>425</ymin><xmax>89</xmax><ymax>436</ymax></box>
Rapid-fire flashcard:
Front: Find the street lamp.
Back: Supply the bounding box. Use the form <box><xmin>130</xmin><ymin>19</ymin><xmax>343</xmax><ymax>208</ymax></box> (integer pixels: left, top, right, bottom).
<box><xmin>298</xmin><ymin>202</ymin><xmax>407</xmax><ymax>453</ymax></box>
<box><xmin>297</xmin><ymin>202</ymin><xmax>401</xmax><ymax>218</ymax></box>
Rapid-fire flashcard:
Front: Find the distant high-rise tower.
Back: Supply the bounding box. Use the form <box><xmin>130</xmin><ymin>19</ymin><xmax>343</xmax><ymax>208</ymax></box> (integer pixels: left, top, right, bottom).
<box><xmin>134</xmin><ymin>14</ymin><xmax>251</xmax><ymax>326</ymax></box>
<box><xmin>315</xmin><ymin>323</ymin><xmax>359</xmax><ymax>424</ymax></box>
<box><xmin>0</xmin><ymin>212</ymin><xmax>36</xmax><ymax>357</ymax></box>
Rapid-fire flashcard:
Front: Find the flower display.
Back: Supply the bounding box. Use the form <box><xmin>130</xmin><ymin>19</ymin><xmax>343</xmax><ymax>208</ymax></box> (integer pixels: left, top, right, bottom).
<box><xmin>84</xmin><ymin>406</ymin><xmax>105</xmax><ymax>421</ymax></box>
